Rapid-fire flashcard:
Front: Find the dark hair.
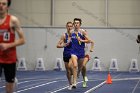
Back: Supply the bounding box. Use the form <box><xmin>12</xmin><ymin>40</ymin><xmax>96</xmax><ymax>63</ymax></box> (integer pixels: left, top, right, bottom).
<box><xmin>66</xmin><ymin>21</ymin><xmax>73</xmax><ymax>26</ymax></box>
<box><xmin>74</xmin><ymin>18</ymin><xmax>82</xmax><ymax>25</ymax></box>
<box><xmin>7</xmin><ymin>0</ymin><xmax>11</xmax><ymax>7</ymax></box>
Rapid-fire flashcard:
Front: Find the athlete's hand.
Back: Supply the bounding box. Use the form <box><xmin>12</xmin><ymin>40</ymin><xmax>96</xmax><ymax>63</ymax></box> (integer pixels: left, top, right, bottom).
<box><xmin>0</xmin><ymin>43</ymin><xmax>10</xmax><ymax>51</ymax></box>
<box><xmin>62</xmin><ymin>43</ymin><xmax>68</xmax><ymax>47</ymax></box>
<box><xmin>64</xmin><ymin>37</ymin><xmax>71</xmax><ymax>47</ymax></box>
<box><xmin>63</xmin><ymin>43</ymin><xmax>67</xmax><ymax>47</ymax></box>
<box><xmin>90</xmin><ymin>49</ymin><xmax>93</xmax><ymax>52</ymax></box>
<box><xmin>77</xmin><ymin>37</ymin><xmax>81</xmax><ymax>41</ymax></box>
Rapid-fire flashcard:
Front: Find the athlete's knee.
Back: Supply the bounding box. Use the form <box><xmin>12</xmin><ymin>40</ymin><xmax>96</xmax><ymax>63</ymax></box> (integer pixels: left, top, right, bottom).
<box><xmin>72</xmin><ymin>62</ymin><xmax>78</xmax><ymax>68</ymax></box>
<box><xmin>73</xmin><ymin>65</ymin><xmax>77</xmax><ymax>69</ymax></box>
<box><xmin>82</xmin><ymin>63</ymin><xmax>86</xmax><ymax>67</ymax></box>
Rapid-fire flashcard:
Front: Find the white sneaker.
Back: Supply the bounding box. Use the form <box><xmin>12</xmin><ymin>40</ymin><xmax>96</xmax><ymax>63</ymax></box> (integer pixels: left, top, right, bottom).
<box><xmin>14</xmin><ymin>77</ymin><xmax>18</xmax><ymax>92</ymax></box>
<box><xmin>84</xmin><ymin>76</ymin><xmax>88</xmax><ymax>82</ymax></box>
<box><xmin>83</xmin><ymin>81</ymin><xmax>87</xmax><ymax>88</ymax></box>
<box><xmin>68</xmin><ymin>85</ymin><xmax>72</xmax><ymax>90</ymax></box>
<box><xmin>72</xmin><ymin>83</ymin><xmax>77</xmax><ymax>89</ymax></box>
<box><xmin>15</xmin><ymin>77</ymin><xmax>18</xmax><ymax>88</ymax></box>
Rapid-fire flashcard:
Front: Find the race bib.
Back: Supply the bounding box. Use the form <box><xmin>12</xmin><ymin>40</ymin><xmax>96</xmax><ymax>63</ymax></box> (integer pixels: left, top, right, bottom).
<box><xmin>3</xmin><ymin>32</ymin><xmax>10</xmax><ymax>41</ymax></box>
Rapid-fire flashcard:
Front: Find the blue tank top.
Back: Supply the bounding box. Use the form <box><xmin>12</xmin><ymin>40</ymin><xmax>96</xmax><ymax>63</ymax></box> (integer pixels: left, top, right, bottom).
<box><xmin>71</xmin><ymin>31</ymin><xmax>85</xmax><ymax>58</ymax></box>
<box><xmin>63</xmin><ymin>33</ymin><xmax>72</xmax><ymax>57</ymax></box>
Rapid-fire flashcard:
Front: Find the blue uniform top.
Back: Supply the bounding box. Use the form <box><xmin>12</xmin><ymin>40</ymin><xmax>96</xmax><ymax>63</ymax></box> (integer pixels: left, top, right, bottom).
<box><xmin>71</xmin><ymin>30</ymin><xmax>85</xmax><ymax>59</ymax></box>
<box><xmin>63</xmin><ymin>33</ymin><xmax>72</xmax><ymax>58</ymax></box>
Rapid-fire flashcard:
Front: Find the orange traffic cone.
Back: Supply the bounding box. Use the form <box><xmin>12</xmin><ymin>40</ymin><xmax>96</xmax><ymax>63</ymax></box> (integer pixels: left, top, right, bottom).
<box><xmin>106</xmin><ymin>72</ymin><xmax>112</xmax><ymax>84</ymax></box>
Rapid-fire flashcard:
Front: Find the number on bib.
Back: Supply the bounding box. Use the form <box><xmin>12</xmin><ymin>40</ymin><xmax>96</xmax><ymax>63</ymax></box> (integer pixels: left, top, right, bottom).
<box><xmin>3</xmin><ymin>32</ymin><xmax>10</xmax><ymax>41</ymax></box>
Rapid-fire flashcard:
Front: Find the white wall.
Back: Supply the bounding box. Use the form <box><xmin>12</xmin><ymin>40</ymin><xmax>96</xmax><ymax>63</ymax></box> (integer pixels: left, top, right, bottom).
<box><xmin>17</xmin><ymin>27</ymin><xmax>140</xmax><ymax>71</ymax></box>
<box><xmin>10</xmin><ymin>0</ymin><xmax>140</xmax><ymax>27</ymax></box>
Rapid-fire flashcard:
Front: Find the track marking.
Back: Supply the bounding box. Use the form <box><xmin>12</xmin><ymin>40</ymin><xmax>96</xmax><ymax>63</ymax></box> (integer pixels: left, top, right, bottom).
<box><xmin>84</xmin><ymin>77</ymin><xmax>140</xmax><ymax>93</ymax></box>
<box><xmin>13</xmin><ymin>81</ymin><xmax>57</xmax><ymax>93</ymax></box>
<box><xmin>50</xmin><ymin>81</ymin><xmax>83</xmax><ymax>93</ymax></box>
<box><xmin>84</xmin><ymin>81</ymin><xmax>106</xmax><ymax>93</ymax></box>
<box><xmin>0</xmin><ymin>77</ymin><xmax>64</xmax><ymax>89</ymax></box>
<box><xmin>113</xmin><ymin>77</ymin><xmax>140</xmax><ymax>81</ymax></box>
<box><xmin>131</xmin><ymin>79</ymin><xmax>140</xmax><ymax>93</ymax></box>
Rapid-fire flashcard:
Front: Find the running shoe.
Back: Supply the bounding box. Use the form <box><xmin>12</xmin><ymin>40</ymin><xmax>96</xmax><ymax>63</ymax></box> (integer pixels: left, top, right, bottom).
<box><xmin>83</xmin><ymin>81</ymin><xmax>87</xmax><ymax>88</ymax></box>
<box><xmin>72</xmin><ymin>83</ymin><xmax>77</xmax><ymax>89</ymax></box>
<box><xmin>68</xmin><ymin>85</ymin><xmax>73</xmax><ymax>90</ymax></box>
<box><xmin>84</xmin><ymin>76</ymin><xmax>88</xmax><ymax>82</ymax></box>
<box><xmin>15</xmin><ymin>77</ymin><xmax>18</xmax><ymax>88</ymax></box>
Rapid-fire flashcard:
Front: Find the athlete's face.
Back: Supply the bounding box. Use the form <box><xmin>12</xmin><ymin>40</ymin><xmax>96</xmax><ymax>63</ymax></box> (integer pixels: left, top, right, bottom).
<box><xmin>66</xmin><ymin>23</ymin><xmax>73</xmax><ymax>32</ymax></box>
<box><xmin>0</xmin><ymin>0</ymin><xmax>8</xmax><ymax>14</ymax></box>
<box><xmin>73</xmin><ymin>20</ymin><xmax>81</xmax><ymax>29</ymax></box>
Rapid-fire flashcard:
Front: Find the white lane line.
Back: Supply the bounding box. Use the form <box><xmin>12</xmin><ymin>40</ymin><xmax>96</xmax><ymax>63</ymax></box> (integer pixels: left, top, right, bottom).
<box><xmin>84</xmin><ymin>72</ymin><xmax>118</xmax><ymax>93</ymax></box>
<box><xmin>131</xmin><ymin>79</ymin><xmax>140</xmax><ymax>93</ymax></box>
<box><xmin>0</xmin><ymin>78</ymin><xmax>62</xmax><ymax>89</ymax></box>
<box><xmin>13</xmin><ymin>81</ymin><xmax>57</xmax><ymax>93</ymax></box>
<box><xmin>1</xmin><ymin>80</ymin><xmax>47</xmax><ymax>89</ymax></box>
<box><xmin>50</xmin><ymin>81</ymin><xmax>83</xmax><ymax>93</ymax></box>
<box><xmin>113</xmin><ymin>73</ymin><xmax>122</xmax><ymax>78</ymax></box>
<box><xmin>84</xmin><ymin>77</ymin><xmax>140</xmax><ymax>93</ymax></box>
<box><xmin>113</xmin><ymin>77</ymin><xmax>140</xmax><ymax>81</ymax></box>
<box><xmin>84</xmin><ymin>81</ymin><xmax>106</xmax><ymax>93</ymax></box>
